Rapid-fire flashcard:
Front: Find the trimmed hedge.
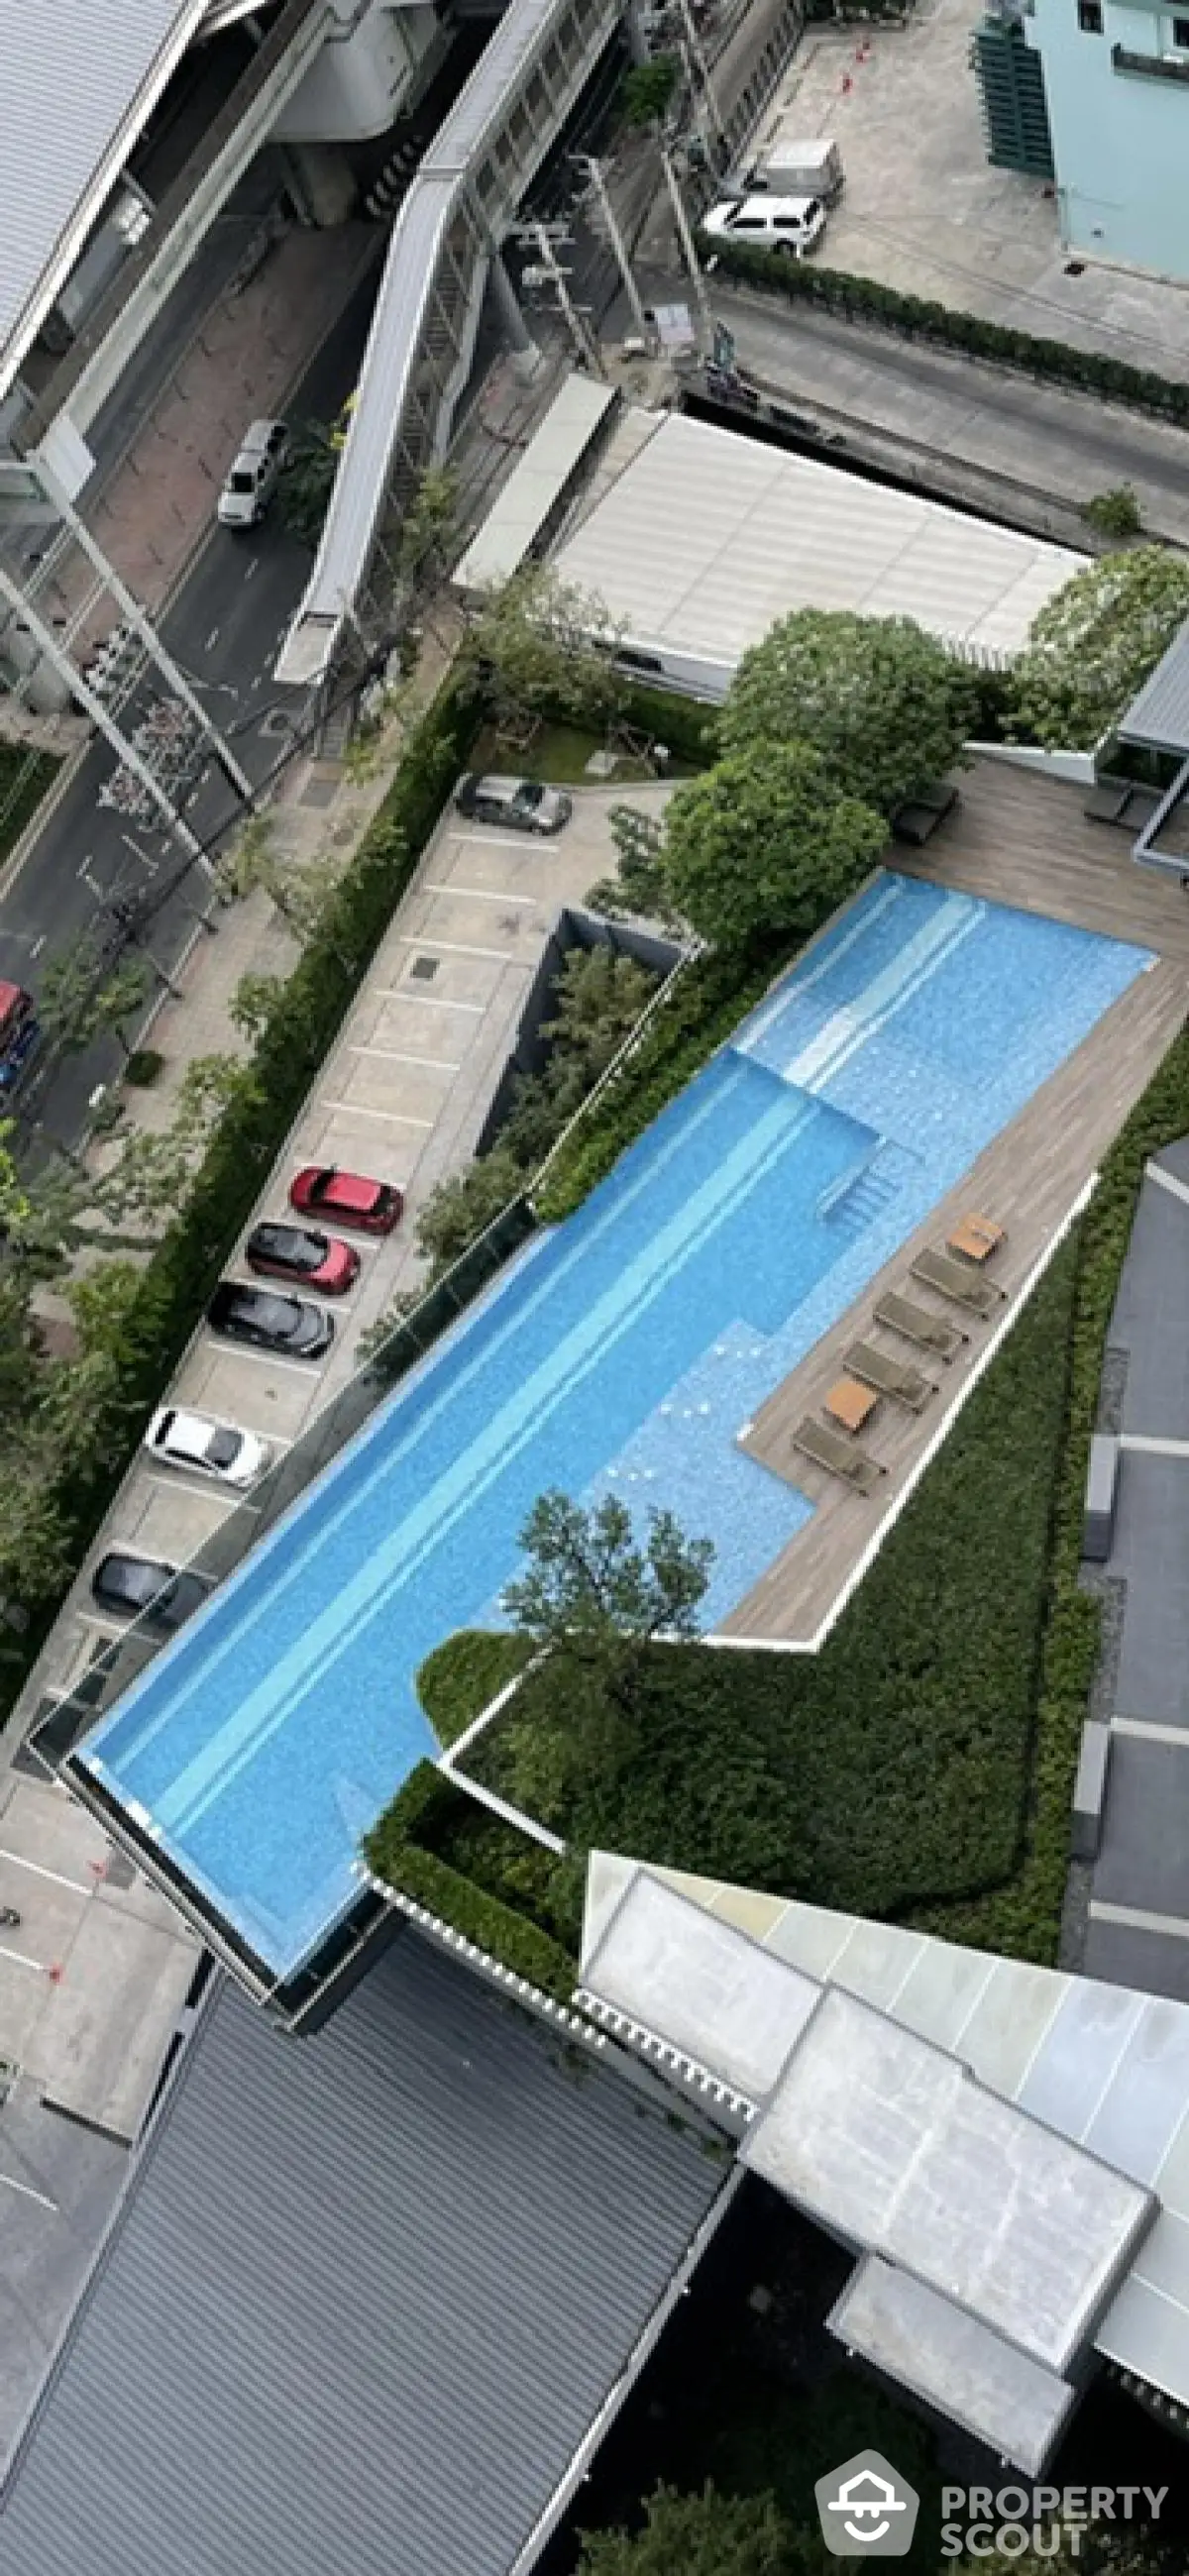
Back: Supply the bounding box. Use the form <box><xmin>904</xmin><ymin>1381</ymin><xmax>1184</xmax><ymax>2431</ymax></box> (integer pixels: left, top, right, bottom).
<box><xmin>920</xmin><ymin>1022</ymin><xmax>1189</xmax><ymax>1958</ymax></box>
<box><xmin>363</xmin><ymin>1758</ymin><xmax>578</xmax><ymax>2000</ymax></box>
<box><xmin>417</xmin><ymin>1629</ymin><xmax>534</xmax><ymax>1746</ymax></box>
<box><xmin>703</xmin><ymin>238</ymin><xmax>1189</xmax><ymax>422</ymax></box>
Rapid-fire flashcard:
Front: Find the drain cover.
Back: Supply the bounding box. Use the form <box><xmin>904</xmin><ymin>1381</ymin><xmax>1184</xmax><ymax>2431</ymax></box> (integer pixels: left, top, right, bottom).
<box><xmin>300</xmin><ymin>775</ymin><xmax>338</xmax><ymax>809</ymax></box>
<box><xmin>409</xmin><ymin>954</ymin><xmax>439</xmax><ymax>981</ymax></box>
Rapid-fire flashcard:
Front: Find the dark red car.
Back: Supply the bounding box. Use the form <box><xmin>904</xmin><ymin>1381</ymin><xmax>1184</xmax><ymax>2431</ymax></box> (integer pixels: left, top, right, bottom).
<box><xmin>288</xmin><ymin>1165</ymin><xmax>403</xmax><ymax>1236</ymax></box>
<box><xmin>245</xmin><ymin>1220</ymin><xmax>360</xmax><ymax>1294</ymax></box>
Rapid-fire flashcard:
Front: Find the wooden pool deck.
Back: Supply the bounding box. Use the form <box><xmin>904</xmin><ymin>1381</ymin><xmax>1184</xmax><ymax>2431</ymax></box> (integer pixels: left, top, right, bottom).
<box><xmin>719</xmin><ymin>760</ymin><xmax>1189</xmax><ymax>1649</ymax></box>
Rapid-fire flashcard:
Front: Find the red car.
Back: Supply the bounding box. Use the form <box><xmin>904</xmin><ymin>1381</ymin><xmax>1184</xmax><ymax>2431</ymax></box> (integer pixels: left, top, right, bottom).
<box><xmin>288</xmin><ymin>1165</ymin><xmax>403</xmax><ymax>1236</ymax></box>
<box><xmin>245</xmin><ymin>1220</ymin><xmax>360</xmax><ymax>1294</ymax></box>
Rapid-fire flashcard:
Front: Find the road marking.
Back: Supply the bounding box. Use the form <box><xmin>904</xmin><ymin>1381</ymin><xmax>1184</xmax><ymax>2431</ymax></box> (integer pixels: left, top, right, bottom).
<box><xmin>453</xmin><ymin>831</ymin><xmax>557</xmax><ymax>857</ymax></box>
<box><xmin>392</xmin><ymin>933</ymin><xmax>513</xmax><ymax>964</ymax></box>
<box><xmin>1148</xmin><ymin>1159</ymin><xmax>1189</xmax><ymax>1211</ymax></box>
<box><xmin>1112</xmin><ymin>1716</ymin><xmax>1189</xmax><ymax>1746</ymax></box>
<box><xmin>244</xmin><ymin>558</ymin><xmax>260</xmax><ymax>581</ymax></box>
<box><xmin>348</xmin><ymin>1045</ymin><xmax>460</xmax><ymax>1073</ymax></box>
<box><xmin>1089</xmin><ymin>1899</ymin><xmax>1189</xmax><ymax>1941</ymax></box>
<box><xmin>0</xmin><ymin>2170</ymin><xmax>59</xmax><ymax>2209</ymax></box>
<box><xmin>205</xmin><ymin>626</ymin><xmax>220</xmax><ymax>651</ymax></box>
<box><xmin>75</xmin><ymin>1611</ymin><xmax>126</xmax><ymax>1637</ymax></box>
<box><xmin>0</xmin><ymin>1845</ymin><xmax>94</xmax><ymax>1896</ymax></box>
<box><xmin>371</xmin><ymin>988</ymin><xmax>485</xmax><ymax>1014</ymax></box>
<box><xmin>318</xmin><ymin>1098</ymin><xmax>433</xmax><ymax>1127</ymax></box>
<box><xmin>424</xmin><ymin>881</ymin><xmax>538</xmax><ymax>908</ymax></box>
<box><xmin>139</xmin><ymin>1471</ymin><xmax>246</xmax><ymax>1507</ymax></box>
<box><xmin>204</xmin><ymin>1340</ymin><xmax>329</xmax><ymax>1379</ymax></box>
<box><xmin>1119</xmin><ymin>1434</ymin><xmax>1189</xmax><ymax>1457</ymax></box>
<box><xmin>30</xmin><ymin>933</ymin><xmax>45</xmax><ymax>959</ymax></box>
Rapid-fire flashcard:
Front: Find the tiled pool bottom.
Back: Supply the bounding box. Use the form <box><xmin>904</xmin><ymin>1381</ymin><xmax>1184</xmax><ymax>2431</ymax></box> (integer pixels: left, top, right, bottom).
<box><xmin>76</xmin><ymin>872</ymin><xmax>1153</xmax><ymax>1978</ymax></box>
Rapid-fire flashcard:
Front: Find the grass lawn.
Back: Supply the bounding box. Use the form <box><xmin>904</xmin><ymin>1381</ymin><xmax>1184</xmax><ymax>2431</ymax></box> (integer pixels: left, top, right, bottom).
<box><xmin>0</xmin><ymin>745</ymin><xmax>58</xmax><ymax>869</ymax></box>
<box><xmin>381</xmin><ymin>1235</ymin><xmax>1080</xmax><ymax>1958</ymax></box>
<box><xmin>470</xmin><ymin>719</ymin><xmax>701</xmax><ymax>787</ymax></box>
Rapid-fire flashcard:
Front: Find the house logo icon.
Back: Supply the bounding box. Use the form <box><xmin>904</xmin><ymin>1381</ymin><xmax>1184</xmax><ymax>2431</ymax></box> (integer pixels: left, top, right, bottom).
<box><xmin>814</xmin><ymin>2449</ymin><xmax>920</xmax><ymax>2557</ymax></box>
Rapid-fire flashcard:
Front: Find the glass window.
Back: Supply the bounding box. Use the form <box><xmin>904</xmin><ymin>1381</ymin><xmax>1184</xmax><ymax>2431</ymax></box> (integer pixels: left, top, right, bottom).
<box><xmin>1077</xmin><ymin>0</ymin><xmax>1103</xmax><ymax>27</ymax></box>
<box><xmin>1175</xmin><ymin>12</ymin><xmax>1189</xmax><ymax>40</ymax></box>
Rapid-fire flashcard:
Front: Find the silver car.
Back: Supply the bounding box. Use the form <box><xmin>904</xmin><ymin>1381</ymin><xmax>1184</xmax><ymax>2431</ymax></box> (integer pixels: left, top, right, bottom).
<box><xmin>217</xmin><ymin>419</ymin><xmax>290</xmax><ymax>529</ymax></box>
<box><xmin>454</xmin><ymin>773</ymin><xmax>573</xmax><ymax>834</ymax></box>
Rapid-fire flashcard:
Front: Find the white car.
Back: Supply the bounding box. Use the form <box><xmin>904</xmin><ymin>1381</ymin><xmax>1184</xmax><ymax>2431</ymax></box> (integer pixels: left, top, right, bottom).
<box><xmin>216</xmin><ymin>418</ymin><xmax>289</xmax><ymax>528</ymax></box>
<box><xmin>702</xmin><ymin>193</ymin><xmax>825</xmax><ymax>259</ymax></box>
<box><xmin>144</xmin><ymin>1405</ymin><xmax>270</xmax><ymax>1487</ymax></box>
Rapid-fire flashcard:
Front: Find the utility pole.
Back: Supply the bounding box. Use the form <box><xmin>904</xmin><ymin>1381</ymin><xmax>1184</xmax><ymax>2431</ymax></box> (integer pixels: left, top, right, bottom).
<box><xmin>674</xmin><ymin>0</ymin><xmax>727</xmax><ymax>158</ymax></box>
<box><xmin>573</xmin><ymin>155</ymin><xmax>651</xmax><ymax>346</ymax></box>
<box><xmin>517</xmin><ymin>223</ymin><xmax>605</xmax><ymax>377</ymax></box>
<box><xmin>659</xmin><ymin>140</ymin><xmax>713</xmax><ymax>351</ymax></box>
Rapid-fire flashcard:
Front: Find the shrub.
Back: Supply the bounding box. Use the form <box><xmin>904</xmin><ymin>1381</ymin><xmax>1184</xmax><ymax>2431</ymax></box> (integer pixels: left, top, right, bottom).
<box><xmin>123</xmin><ymin>1047</ymin><xmax>164</xmax><ymax>1088</ymax></box>
<box><xmin>362</xmin><ymin>1759</ymin><xmax>578</xmax><ymax>1999</ymax></box>
<box><xmin>417</xmin><ymin>1628</ymin><xmax>533</xmax><ymax>1746</ymax></box>
<box><xmin>1082</xmin><ymin>485</ymin><xmax>1143</xmax><ymax>540</ymax></box>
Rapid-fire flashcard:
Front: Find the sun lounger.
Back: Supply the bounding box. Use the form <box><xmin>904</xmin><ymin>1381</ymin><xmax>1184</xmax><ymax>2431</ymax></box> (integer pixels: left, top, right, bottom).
<box><xmin>946</xmin><ymin>1212</ymin><xmax>1006</xmax><ymax>1267</ymax></box>
<box><xmin>911</xmin><ymin>1247</ymin><xmax>1006</xmax><ymax>1316</ymax></box>
<box><xmin>844</xmin><ymin>1341</ymin><xmax>937</xmax><ymax>1412</ymax></box>
<box><xmin>792</xmin><ymin>1416</ymin><xmax>887</xmax><ymax>1496</ymax></box>
<box><xmin>873</xmin><ymin>1292</ymin><xmax>967</xmax><ymax>1361</ymax></box>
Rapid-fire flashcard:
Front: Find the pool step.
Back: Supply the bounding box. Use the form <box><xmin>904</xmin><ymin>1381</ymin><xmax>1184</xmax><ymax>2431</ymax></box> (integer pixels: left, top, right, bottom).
<box><xmin>820</xmin><ymin>1148</ymin><xmax>909</xmax><ymax>1238</ymax></box>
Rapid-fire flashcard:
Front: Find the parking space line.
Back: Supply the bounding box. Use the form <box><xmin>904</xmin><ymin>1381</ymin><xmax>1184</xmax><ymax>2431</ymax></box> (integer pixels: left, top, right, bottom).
<box><xmin>0</xmin><ymin>1846</ymin><xmax>93</xmax><ymax>1896</ymax></box>
<box><xmin>140</xmin><ymin>1472</ymin><xmax>258</xmax><ymax>1510</ymax></box>
<box><xmin>348</xmin><ymin>1045</ymin><xmax>460</xmax><ymax>1073</ymax></box>
<box><xmin>392</xmin><ymin>934</ymin><xmax>513</xmax><ymax>965</ymax></box>
<box><xmin>200</xmin><ymin>1344</ymin><xmax>330</xmax><ymax>1380</ymax></box>
<box><xmin>371</xmin><ymin>989</ymin><xmax>485</xmax><ymax>1014</ymax></box>
<box><xmin>452</xmin><ymin>832</ymin><xmax>559</xmax><ymax>856</ymax></box>
<box><xmin>423</xmin><ymin>882</ymin><xmax>538</xmax><ymax>907</ymax></box>
<box><xmin>0</xmin><ymin>2170</ymin><xmax>59</xmax><ymax>2208</ymax></box>
<box><xmin>318</xmin><ymin>1100</ymin><xmax>433</xmax><ymax>1127</ymax></box>
<box><xmin>76</xmin><ymin>1612</ymin><xmax>128</xmax><ymax>1637</ymax></box>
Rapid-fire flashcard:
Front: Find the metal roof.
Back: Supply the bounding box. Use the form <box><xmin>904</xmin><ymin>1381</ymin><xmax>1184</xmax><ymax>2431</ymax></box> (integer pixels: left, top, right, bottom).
<box><xmin>1117</xmin><ymin>615</ymin><xmax>1189</xmax><ymax>756</ymax></box>
<box><xmin>552</xmin><ymin>410</ymin><xmax>1087</xmax><ymax>670</ymax></box>
<box><xmin>0</xmin><ymin>0</ymin><xmax>213</xmax><ymax>403</ymax></box>
<box><xmin>580</xmin><ymin>1857</ymin><xmax>1189</xmax><ymax>2447</ymax></box>
<box><xmin>452</xmin><ymin>373</ymin><xmax>618</xmax><ymax>595</ymax></box>
<box><xmin>0</xmin><ymin>1929</ymin><xmax>731</xmax><ymax>2576</ymax></box>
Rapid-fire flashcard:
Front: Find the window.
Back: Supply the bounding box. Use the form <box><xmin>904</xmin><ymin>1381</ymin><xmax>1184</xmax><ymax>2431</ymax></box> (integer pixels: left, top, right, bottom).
<box><xmin>1174</xmin><ymin>12</ymin><xmax>1189</xmax><ymax>41</ymax></box>
<box><xmin>1078</xmin><ymin>0</ymin><xmax>1103</xmax><ymax>27</ymax></box>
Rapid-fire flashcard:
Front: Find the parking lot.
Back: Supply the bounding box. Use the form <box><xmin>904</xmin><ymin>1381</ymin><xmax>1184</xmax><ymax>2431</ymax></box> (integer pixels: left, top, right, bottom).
<box><xmin>750</xmin><ymin>0</ymin><xmax>1189</xmax><ymax>376</ymax></box>
<box><xmin>44</xmin><ymin>781</ymin><xmax>670</xmax><ymax>1704</ymax></box>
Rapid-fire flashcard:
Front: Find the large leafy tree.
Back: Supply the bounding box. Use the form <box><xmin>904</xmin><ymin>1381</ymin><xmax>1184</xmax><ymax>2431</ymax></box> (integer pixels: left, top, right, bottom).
<box><xmin>661</xmin><ymin>742</ymin><xmax>886</xmax><ymax>948</ymax></box>
<box><xmin>721</xmin><ymin>609</ymin><xmax>977</xmax><ymax>817</ymax></box>
<box><xmin>576</xmin><ymin>2484</ymin><xmax>809</xmax><ymax>2576</ymax></box>
<box><xmin>463</xmin><ymin>565</ymin><xmax>626</xmax><ymax>738</ymax></box>
<box><xmin>503</xmin><ymin>1490</ymin><xmax>712</xmax><ymax>1743</ymax></box>
<box><xmin>1009</xmin><ymin>545</ymin><xmax>1189</xmax><ymax>749</ymax></box>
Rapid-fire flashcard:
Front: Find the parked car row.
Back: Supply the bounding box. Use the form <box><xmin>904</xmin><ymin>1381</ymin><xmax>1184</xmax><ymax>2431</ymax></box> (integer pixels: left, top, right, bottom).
<box><xmin>90</xmin><ymin>1164</ymin><xmax>406</xmax><ymax>1629</ymax></box>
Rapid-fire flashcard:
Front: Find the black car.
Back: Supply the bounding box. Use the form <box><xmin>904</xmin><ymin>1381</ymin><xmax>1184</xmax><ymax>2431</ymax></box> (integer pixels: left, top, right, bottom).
<box><xmin>207</xmin><ymin>1279</ymin><xmax>335</xmax><ymax>1357</ymax></box>
<box><xmin>91</xmin><ymin>1552</ymin><xmax>211</xmax><ymax>1633</ymax></box>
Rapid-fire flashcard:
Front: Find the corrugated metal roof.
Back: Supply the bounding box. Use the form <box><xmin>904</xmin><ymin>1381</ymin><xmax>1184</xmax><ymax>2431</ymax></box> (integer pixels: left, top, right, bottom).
<box><xmin>0</xmin><ymin>1931</ymin><xmax>730</xmax><ymax>2576</ymax></box>
<box><xmin>1117</xmin><ymin>615</ymin><xmax>1189</xmax><ymax>755</ymax></box>
<box><xmin>452</xmin><ymin>373</ymin><xmax>617</xmax><ymax>594</ymax></box>
<box><xmin>553</xmin><ymin>410</ymin><xmax>1086</xmax><ymax>669</ymax></box>
<box><xmin>0</xmin><ymin>0</ymin><xmax>213</xmax><ymax>399</ymax></box>
<box><xmin>581</xmin><ymin>1855</ymin><xmax>1189</xmax><ymax>2423</ymax></box>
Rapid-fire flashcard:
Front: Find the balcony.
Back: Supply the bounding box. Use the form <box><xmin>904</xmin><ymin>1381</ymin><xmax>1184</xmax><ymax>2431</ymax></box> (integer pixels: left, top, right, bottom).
<box><xmin>1112</xmin><ymin>41</ymin><xmax>1189</xmax><ymax>79</ymax></box>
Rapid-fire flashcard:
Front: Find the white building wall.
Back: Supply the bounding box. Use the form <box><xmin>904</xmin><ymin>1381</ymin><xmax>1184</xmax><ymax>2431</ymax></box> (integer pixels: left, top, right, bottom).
<box><xmin>275</xmin><ymin>2</ymin><xmax>444</xmax><ymax>144</ymax></box>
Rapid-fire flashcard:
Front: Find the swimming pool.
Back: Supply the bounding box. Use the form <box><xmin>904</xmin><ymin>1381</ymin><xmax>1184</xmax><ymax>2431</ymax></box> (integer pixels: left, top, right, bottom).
<box><xmin>77</xmin><ymin>873</ymin><xmax>1152</xmax><ymax>1976</ymax></box>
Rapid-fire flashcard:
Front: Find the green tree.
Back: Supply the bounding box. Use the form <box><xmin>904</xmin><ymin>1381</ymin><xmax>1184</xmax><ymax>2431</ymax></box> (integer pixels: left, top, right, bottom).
<box><xmin>397</xmin><ymin>464</ymin><xmax>460</xmax><ymax>596</ymax></box>
<box><xmin>502</xmin><ymin>1490</ymin><xmax>713</xmax><ymax>1734</ymax></box>
<box><xmin>277</xmin><ymin>420</ymin><xmax>338</xmax><ymax>547</ymax></box>
<box><xmin>501</xmin><ymin>946</ymin><xmax>658</xmax><ymax>1164</ymax></box>
<box><xmin>39</xmin><ymin>939</ymin><xmax>154</xmax><ymax>1060</ymax></box>
<box><xmin>577</xmin><ymin>2484</ymin><xmax>805</xmax><ymax>2576</ymax></box>
<box><xmin>414</xmin><ymin>1143</ymin><xmax>526</xmax><ymax>1276</ymax></box>
<box><xmin>1009</xmin><ymin>545</ymin><xmax>1189</xmax><ymax>749</ymax></box>
<box><xmin>229</xmin><ymin>970</ymin><xmax>285</xmax><ymax>1040</ymax></box>
<box><xmin>661</xmin><ymin>742</ymin><xmax>887</xmax><ymax>948</ymax></box>
<box><xmin>217</xmin><ymin>815</ymin><xmax>344</xmax><ymax>951</ymax></box>
<box><xmin>720</xmin><ymin>609</ymin><xmax>977</xmax><ymax>818</ymax></box>
<box><xmin>621</xmin><ymin>56</ymin><xmax>681</xmax><ymax>129</ymax></box>
<box><xmin>587</xmin><ymin>804</ymin><xmax>683</xmax><ymax>930</ymax></box>
<box><xmin>463</xmin><ymin>565</ymin><xmax>626</xmax><ymax>739</ymax></box>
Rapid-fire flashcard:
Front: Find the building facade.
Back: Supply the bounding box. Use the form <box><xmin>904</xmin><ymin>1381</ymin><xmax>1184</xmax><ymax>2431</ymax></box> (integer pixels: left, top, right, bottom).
<box><xmin>974</xmin><ymin>0</ymin><xmax>1189</xmax><ymax>279</ymax></box>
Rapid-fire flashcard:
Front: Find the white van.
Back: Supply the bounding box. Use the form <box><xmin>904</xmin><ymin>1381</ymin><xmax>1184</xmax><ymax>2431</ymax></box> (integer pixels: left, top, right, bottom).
<box><xmin>733</xmin><ymin>138</ymin><xmax>844</xmax><ymax>205</ymax></box>
<box><xmin>702</xmin><ymin>194</ymin><xmax>826</xmax><ymax>259</ymax></box>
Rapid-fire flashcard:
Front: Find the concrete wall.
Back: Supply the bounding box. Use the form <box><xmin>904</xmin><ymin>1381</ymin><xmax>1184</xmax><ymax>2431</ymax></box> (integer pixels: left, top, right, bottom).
<box><xmin>1029</xmin><ymin>0</ymin><xmax>1189</xmax><ymax>277</ymax></box>
<box><xmin>275</xmin><ymin>2</ymin><xmax>445</xmax><ymax>143</ymax></box>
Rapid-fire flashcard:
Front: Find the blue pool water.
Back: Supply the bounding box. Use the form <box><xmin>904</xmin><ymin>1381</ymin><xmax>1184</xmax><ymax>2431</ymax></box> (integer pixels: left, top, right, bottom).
<box><xmin>78</xmin><ymin>873</ymin><xmax>1152</xmax><ymax>1976</ymax></box>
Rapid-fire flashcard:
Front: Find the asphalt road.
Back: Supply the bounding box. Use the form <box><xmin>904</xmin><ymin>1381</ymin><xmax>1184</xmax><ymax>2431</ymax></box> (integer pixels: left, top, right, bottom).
<box><xmin>0</xmin><ymin>275</ymin><xmax>380</xmax><ymax>1151</ymax></box>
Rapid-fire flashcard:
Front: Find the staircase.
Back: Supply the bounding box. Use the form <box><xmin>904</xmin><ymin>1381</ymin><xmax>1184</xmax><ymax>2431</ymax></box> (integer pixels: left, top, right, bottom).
<box><xmin>819</xmin><ymin>1148</ymin><xmax>907</xmax><ymax>1241</ymax></box>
